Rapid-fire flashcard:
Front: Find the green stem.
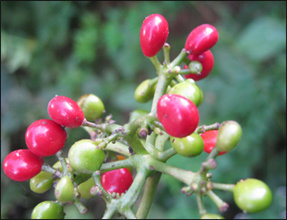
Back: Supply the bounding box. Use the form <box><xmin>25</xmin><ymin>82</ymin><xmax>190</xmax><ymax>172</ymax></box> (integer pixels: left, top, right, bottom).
<box><xmin>73</xmin><ymin>197</ymin><xmax>88</xmax><ymax>214</ymax></box>
<box><xmin>195</xmin><ymin>122</ymin><xmax>220</xmax><ymax>134</ymax></box>
<box><xmin>212</xmin><ymin>182</ymin><xmax>235</xmax><ymax>192</ymax></box>
<box><xmin>55</xmin><ymin>150</ymin><xmax>68</xmax><ymax>176</ymax></box>
<box><xmin>206</xmin><ymin>190</ymin><xmax>229</xmax><ymax>212</ymax></box>
<box><xmin>136</xmin><ymin>172</ymin><xmax>162</xmax><ymax>219</ymax></box>
<box><xmin>196</xmin><ymin>192</ymin><xmax>207</xmax><ymax>216</ymax></box>
<box><xmin>163</xmin><ymin>43</ymin><xmax>170</xmax><ymax>64</ymax></box>
<box><xmin>148</xmin><ymin>56</ymin><xmax>162</xmax><ymax>73</ymax></box>
<box><xmin>100</xmin><ymin>159</ymin><xmax>133</xmax><ymax>173</ymax></box>
<box><xmin>175</xmin><ymin>74</ymin><xmax>185</xmax><ymax>83</ymax></box>
<box><xmin>119</xmin><ymin>168</ymin><xmax>147</xmax><ymax>209</ymax></box>
<box><xmin>102</xmin><ymin>204</ymin><xmax>117</xmax><ymax>219</ymax></box>
<box><xmin>154</xmin><ymin>131</ymin><xmax>169</xmax><ymax>151</ymax></box>
<box><xmin>170</xmin><ymin>48</ymin><xmax>189</xmax><ymax>67</ymax></box>
<box><xmin>123</xmin><ymin>208</ymin><xmax>136</xmax><ymax>219</ymax></box>
<box><xmin>161</xmin><ymin>147</ymin><xmax>177</xmax><ymax>161</ymax></box>
<box><xmin>104</xmin><ymin>141</ymin><xmax>130</xmax><ymax>157</ymax></box>
<box><xmin>148</xmin><ymin>158</ymin><xmax>195</xmax><ymax>185</ymax></box>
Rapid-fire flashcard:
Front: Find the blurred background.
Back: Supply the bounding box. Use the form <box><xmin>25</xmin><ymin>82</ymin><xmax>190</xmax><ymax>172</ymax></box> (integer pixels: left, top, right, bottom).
<box><xmin>1</xmin><ymin>1</ymin><xmax>286</xmax><ymax>219</ymax></box>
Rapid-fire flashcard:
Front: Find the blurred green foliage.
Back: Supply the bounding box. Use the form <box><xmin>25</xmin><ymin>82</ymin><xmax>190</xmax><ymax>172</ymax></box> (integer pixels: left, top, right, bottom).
<box><xmin>1</xmin><ymin>1</ymin><xmax>286</xmax><ymax>219</ymax></box>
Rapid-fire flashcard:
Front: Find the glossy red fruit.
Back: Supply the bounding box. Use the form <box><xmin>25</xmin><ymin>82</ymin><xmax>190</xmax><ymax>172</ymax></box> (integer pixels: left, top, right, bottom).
<box><xmin>3</xmin><ymin>149</ymin><xmax>44</xmax><ymax>181</ymax></box>
<box><xmin>184</xmin><ymin>50</ymin><xmax>214</xmax><ymax>81</ymax></box>
<box><xmin>200</xmin><ymin>130</ymin><xmax>227</xmax><ymax>156</ymax></box>
<box><xmin>101</xmin><ymin>168</ymin><xmax>133</xmax><ymax>194</ymax></box>
<box><xmin>157</xmin><ymin>94</ymin><xmax>199</xmax><ymax>138</ymax></box>
<box><xmin>140</xmin><ymin>14</ymin><xmax>169</xmax><ymax>57</ymax></box>
<box><xmin>25</xmin><ymin>119</ymin><xmax>67</xmax><ymax>157</ymax></box>
<box><xmin>185</xmin><ymin>24</ymin><xmax>219</xmax><ymax>54</ymax></box>
<box><xmin>48</xmin><ymin>96</ymin><xmax>85</xmax><ymax>128</ymax></box>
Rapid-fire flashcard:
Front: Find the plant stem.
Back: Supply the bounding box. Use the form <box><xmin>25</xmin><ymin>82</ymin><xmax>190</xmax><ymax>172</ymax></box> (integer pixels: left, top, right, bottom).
<box><xmin>170</xmin><ymin>48</ymin><xmax>189</xmax><ymax>67</ymax></box>
<box><xmin>100</xmin><ymin>159</ymin><xmax>133</xmax><ymax>173</ymax></box>
<box><xmin>104</xmin><ymin>141</ymin><xmax>130</xmax><ymax>157</ymax></box>
<box><xmin>196</xmin><ymin>192</ymin><xmax>207</xmax><ymax>216</ymax></box>
<box><xmin>148</xmin><ymin>158</ymin><xmax>195</xmax><ymax>185</ymax></box>
<box><xmin>148</xmin><ymin>56</ymin><xmax>162</xmax><ymax>73</ymax></box>
<box><xmin>212</xmin><ymin>182</ymin><xmax>235</xmax><ymax>192</ymax></box>
<box><xmin>136</xmin><ymin>172</ymin><xmax>162</xmax><ymax>219</ymax></box>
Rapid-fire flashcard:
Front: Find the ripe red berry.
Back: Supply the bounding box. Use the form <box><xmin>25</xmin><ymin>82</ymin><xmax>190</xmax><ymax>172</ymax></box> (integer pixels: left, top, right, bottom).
<box><xmin>3</xmin><ymin>149</ymin><xmax>44</xmax><ymax>181</ymax></box>
<box><xmin>184</xmin><ymin>50</ymin><xmax>214</xmax><ymax>81</ymax></box>
<box><xmin>48</xmin><ymin>96</ymin><xmax>85</xmax><ymax>128</ymax></box>
<box><xmin>157</xmin><ymin>94</ymin><xmax>199</xmax><ymax>138</ymax></box>
<box><xmin>101</xmin><ymin>168</ymin><xmax>133</xmax><ymax>194</ymax></box>
<box><xmin>140</xmin><ymin>14</ymin><xmax>169</xmax><ymax>57</ymax></box>
<box><xmin>185</xmin><ymin>24</ymin><xmax>219</xmax><ymax>54</ymax></box>
<box><xmin>200</xmin><ymin>130</ymin><xmax>227</xmax><ymax>156</ymax></box>
<box><xmin>25</xmin><ymin>119</ymin><xmax>67</xmax><ymax>157</ymax></box>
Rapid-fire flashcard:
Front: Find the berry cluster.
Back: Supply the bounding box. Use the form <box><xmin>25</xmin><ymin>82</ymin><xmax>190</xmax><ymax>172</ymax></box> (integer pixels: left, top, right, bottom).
<box><xmin>3</xmin><ymin>14</ymin><xmax>272</xmax><ymax>219</ymax></box>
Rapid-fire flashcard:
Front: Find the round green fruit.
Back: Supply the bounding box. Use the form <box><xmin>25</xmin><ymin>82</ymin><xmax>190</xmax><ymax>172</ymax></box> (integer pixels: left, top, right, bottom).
<box><xmin>77</xmin><ymin>177</ymin><xmax>95</xmax><ymax>199</ymax></box>
<box><xmin>216</xmin><ymin>121</ymin><xmax>242</xmax><ymax>152</ymax></box>
<box><xmin>55</xmin><ymin>176</ymin><xmax>74</xmax><ymax>203</ymax></box>
<box><xmin>170</xmin><ymin>132</ymin><xmax>204</xmax><ymax>157</ymax></box>
<box><xmin>233</xmin><ymin>178</ymin><xmax>272</xmax><ymax>213</ymax></box>
<box><xmin>201</xmin><ymin>213</ymin><xmax>224</xmax><ymax>219</ymax></box>
<box><xmin>134</xmin><ymin>79</ymin><xmax>156</xmax><ymax>103</ymax></box>
<box><xmin>30</xmin><ymin>171</ymin><xmax>54</xmax><ymax>194</ymax></box>
<box><xmin>31</xmin><ymin>201</ymin><xmax>64</xmax><ymax>219</ymax></box>
<box><xmin>168</xmin><ymin>79</ymin><xmax>203</xmax><ymax>106</ymax></box>
<box><xmin>68</xmin><ymin>139</ymin><xmax>105</xmax><ymax>173</ymax></box>
<box><xmin>78</xmin><ymin>94</ymin><xmax>105</xmax><ymax>122</ymax></box>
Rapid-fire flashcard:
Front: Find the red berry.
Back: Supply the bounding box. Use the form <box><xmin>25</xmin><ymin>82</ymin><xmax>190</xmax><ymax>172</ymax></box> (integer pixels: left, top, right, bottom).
<box><xmin>25</xmin><ymin>119</ymin><xmax>67</xmax><ymax>157</ymax></box>
<box><xmin>185</xmin><ymin>24</ymin><xmax>219</xmax><ymax>54</ymax></box>
<box><xmin>101</xmin><ymin>168</ymin><xmax>133</xmax><ymax>194</ymax></box>
<box><xmin>140</xmin><ymin>14</ymin><xmax>169</xmax><ymax>57</ymax></box>
<box><xmin>184</xmin><ymin>50</ymin><xmax>214</xmax><ymax>81</ymax></box>
<box><xmin>48</xmin><ymin>96</ymin><xmax>85</xmax><ymax>128</ymax></box>
<box><xmin>157</xmin><ymin>94</ymin><xmax>199</xmax><ymax>138</ymax></box>
<box><xmin>3</xmin><ymin>149</ymin><xmax>44</xmax><ymax>181</ymax></box>
<box><xmin>200</xmin><ymin>130</ymin><xmax>227</xmax><ymax>156</ymax></box>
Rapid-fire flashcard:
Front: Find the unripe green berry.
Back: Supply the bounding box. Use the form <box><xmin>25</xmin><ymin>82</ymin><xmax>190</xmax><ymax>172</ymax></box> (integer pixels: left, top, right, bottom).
<box><xmin>77</xmin><ymin>177</ymin><xmax>95</xmax><ymax>199</ymax></box>
<box><xmin>78</xmin><ymin>94</ymin><xmax>105</xmax><ymax>122</ymax></box>
<box><xmin>55</xmin><ymin>176</ymin><xmax>74</xmax><ymax>203</ymax></box>
<box><xmin>68</xmin><ymin>139</ymin><xmax>105</xmax><ymax>173</ymax></box>
<box><xmin>30</xmin><ymin>171</ymin><xmax>54</xmax><ymax>194</ymax></box>
<box><xmin>170</xmin><ymin>132</ymin><xmax>204</xmax><ymax>157</ymax></box>
<box><xmin>168</xmin><ymin>79</ymin><xmax>203</xmax><ymax>107</ymax></box>
<box><xmin>134</xmin><ymin>79</ymin><xmax>156</xmax><ymax>103</ymax></box>
<box><xmin>31</xmin><ymin>201</ymin><xmax>64</xmax><ymax>219</ymax></box>
<box><xmin>201</xmin><ymin>213</ymin><xmax>224</xmax><ymax>219</ymax></box>
<box><xmin>233</xmin><ymin>178</ymin><xmax>272</xmax><ymax>213</ymax></box>
<box><xmin>215</xmin><ymin>121</ymin><xmax>242</xmax><ymax>151</ymax></box>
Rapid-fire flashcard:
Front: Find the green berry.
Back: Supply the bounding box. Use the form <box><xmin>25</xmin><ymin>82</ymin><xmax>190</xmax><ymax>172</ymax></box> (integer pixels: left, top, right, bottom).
<box><xmin>170</xmin><ymin>132</ymin><xmax>204</xmax><ymax>157</ymax></box>
<box><xmin>215</xmin><ymin>121</ymin><xmax>242</xmax><ymax>152</ymax></box>
<box><xmin>68</xmin><ymin>139</ymin><xmax>105</xmax><ymax>173</ymax></box>
<box><xmin>30</xmin><ymin>171</ymin><xmax>54</xmax><ymax>194</ymax></box>
<box><xmin>31</xmin><ymin>201</ymin><xmax>64</xmax><ymax>219</ymax></box>
<box><xmin>55</xmin><ymin>176</ymin><xmax>74</xmax><ymax>203</ymax></box>
<box><xmin>201</xmin><ymin>213</ymin><xmax>224</xmax><ymax>219</ymax></box>
<box><xmin>77</xmin><ymin>177</ymin><xmax>95</xmax><ymax>199</ymax></box>
<box><xmin>168</xmin><ymin>79</ymin><xmax>203</xmax><ymax>106</ymax></box>
<box><xmin>77</xmin><ymin>94</ymin><xmax>105</xmax><ymax>122</ymax></box>
<box><xmin>233</xmin><ymin>178</ymin><xmax>272</xmax><ymax>213</ymax></box>
<box><xmin>134</xmin><ymin>79</ymin><xmax>156</xmax><ymax>103</ymax></box>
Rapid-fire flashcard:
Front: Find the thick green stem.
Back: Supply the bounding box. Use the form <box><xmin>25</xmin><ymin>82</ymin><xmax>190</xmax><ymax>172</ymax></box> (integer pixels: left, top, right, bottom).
<box><xmin>119</xmin><ymin>168</ymin><xmax>147</xmax><ymax>209</ymax></box>
<box><xmin>148</xmin><ymin>56</ymin><xmax>162</xmax><ymax>73</ymax></box>
<box><xmin>206</xmin><ymin>190</ymin><xmax>229</xmax><ymax>212</ymax></box>
<box><xmin>170</xmin><ymin>48</ymin><xmax>189</xmax><ymax>67</ymax></box>
<box><xmin>136</xmin><ymin>172</ymin><xmax>162</xmax><ymax>219</ymax></box>
<box><xmin>73</xmin><ymin>197</ymin><xmax>87</xmax><ymax>214</ymax></box>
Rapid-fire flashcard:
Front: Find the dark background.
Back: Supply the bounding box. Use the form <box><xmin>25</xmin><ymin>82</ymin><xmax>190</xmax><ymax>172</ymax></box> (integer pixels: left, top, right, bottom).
<box><xmin>1</xmin><ymin>1</ymin><xmax>286</xmax><ymax>219</ymax></box>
